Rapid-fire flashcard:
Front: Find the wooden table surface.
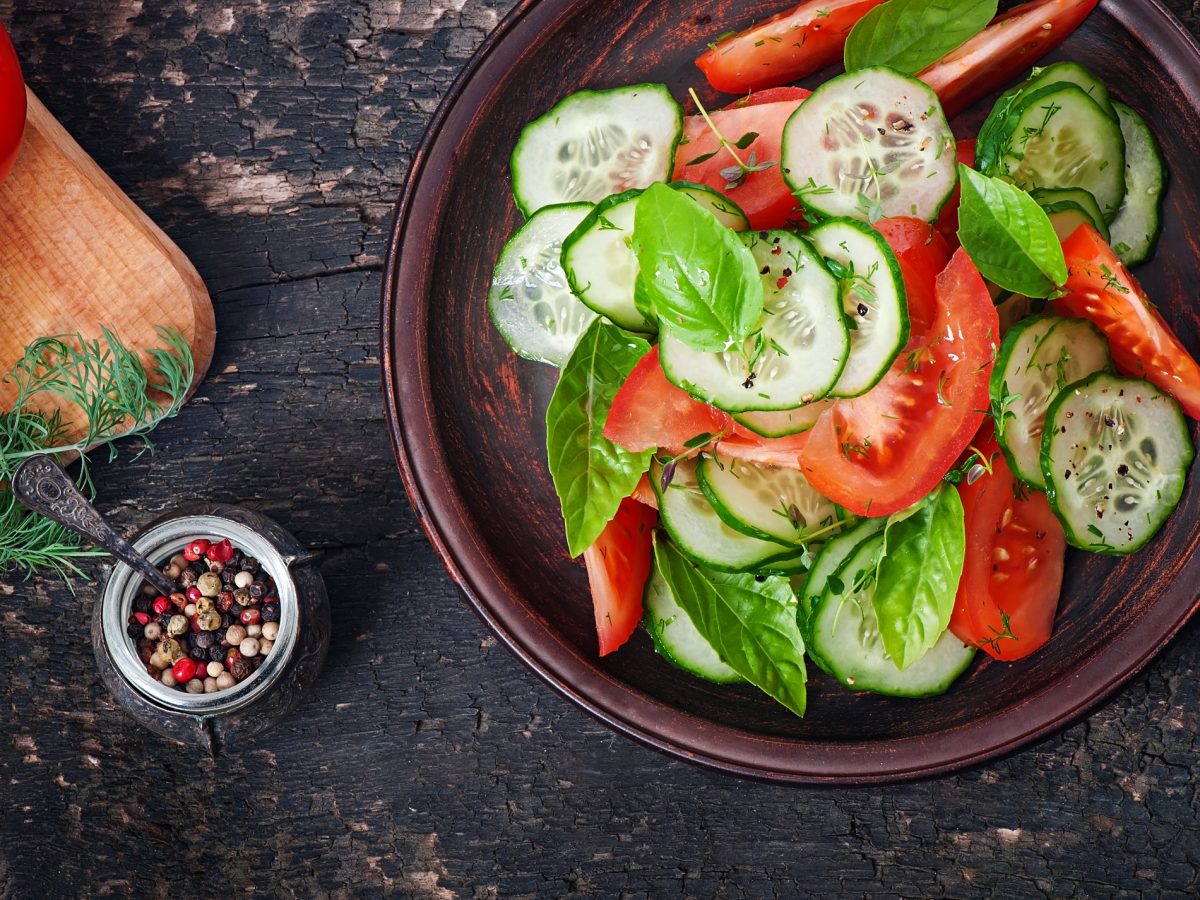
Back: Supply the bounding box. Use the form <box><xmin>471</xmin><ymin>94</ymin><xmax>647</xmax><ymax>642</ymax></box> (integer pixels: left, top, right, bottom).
<box><xmin>2</xmin><ymin>1</ymin><xmax>1200</xmax><ymax>895</ymax></box>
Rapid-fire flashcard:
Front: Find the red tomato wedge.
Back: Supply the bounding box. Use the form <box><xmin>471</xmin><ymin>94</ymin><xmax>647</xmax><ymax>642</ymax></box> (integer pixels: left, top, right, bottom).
<box><xmin>582</xmin><ymin>498</ymin><xmax>658</xmax><ymax>656</ymax></box>
<box><xmin>696</xmin><ymin>0</ymin><xmax>887</xmax><ymax>94</ymax></box>
<box><xmin>801</xmin><ymin>249</ymin><xmax>999</xmax><ymax>517</ymax></box>
<box><xmin>604</xmin><ymin>346</ymin><xmax>730</xmax><ymax>455</ymax></box>
<box><xmin>1052</xmin><ymin>224</ymin><xmax>1200</xmax><ymax>420</ymax></box>
<box><xmin>933</xmin><ymin>140</ymin><xmax>977</xmax><ymax>250</ymax></box>
<box><xmin>672</xmin><ymin>97</ymin><xmax>805</xmax><ymax>230</ymax></box>
<box><xmin>873</xmin><ymin>216</ymin><xmax>952</xmax><ymax>332</ymax></box>
<box><xmin>919</xmin><ymin>0</ymin><xmax>1100</xmax><ymax>118</ymax></box>
<box><xmin>631</xmin><ymin>474</ymin><xmax>658</xmax><ymax>510</ymax></box>
<box><xmin>950</xmin><ymin>431</ymin><xmax>1066</xmax><ymax>661</ymax></box>
<box><xmin>714</xmin><ymin>430</ymin><xmax>811</xmax><ymax>468</ymax></box>
<box><xmin>0</xmin><ymin>24</ymin><xmax>25</xmax><ymax>184</ymax></box>
<box><xmin>722</xmin><ymin>87</ymin><xmax>812</xmax><ymax>110</ymax></box>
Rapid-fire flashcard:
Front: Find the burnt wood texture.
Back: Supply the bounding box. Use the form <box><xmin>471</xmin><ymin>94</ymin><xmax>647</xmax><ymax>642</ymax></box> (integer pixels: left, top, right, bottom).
<box><xmin>1</xmin><ymin>0</ymin><xmax>1200</xmax><ymax>894</ymax></box>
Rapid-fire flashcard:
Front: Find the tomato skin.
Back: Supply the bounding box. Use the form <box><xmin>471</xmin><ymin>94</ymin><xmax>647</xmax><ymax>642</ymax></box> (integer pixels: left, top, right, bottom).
<box><xmin>1052</xmin><ymin>223</ymin><xmax>1200</xmax><ymax>420</ymax></box>
<box><xmin>873</xmin><ymin>216</ymin><xmax>952</xmax><ymax>333</ymax></box>
<box><xmin>673</xmin><ymin>98</ymin><xmax>805</xmax><ymax>230</ymax></box>
<box><xmin>696</xmin><ymin>0</ymin><xmax>887</xmax><ymax>94</ymax></box>
<box><xmin>918</xmin><ymin>0</ymin><xmax>1100</xmax><ymax>118</ymax></box>
<box><xmin>951</xmin><ymin>431</ymin><xmax>1066</xmax><ymax>661</ymax></box>
<box><xmin>0</xmin><ymin>23</ymin><xmax>25</xmax><ymax>184</ymax></box>
<box><xmin>801</xmin><ymin>249</ymin><xmax>999</xmax><ymax>517</ymax></box>
<box><xmin>583</xmin><ymin>498</ymin><xmax>658</xmax><ymax>656</ymax></box>
<box><xmin>604</xmin><ymin>346</ymin><xmax>730</xmax><ymax>455</ymax></box>
<box><xmin>714</xmin><ymin>429</ymin><xmax>810</xmax><ymax>468</ymax></box>
<box><xmin>933</xmin><ymin>141</ymin><xmax>977</xmax><ymax>250</ymax></box>
<box><xmin>722</xmin><ymin>87</ymin><xmax>811</xmax><ymax>110</ymax></box>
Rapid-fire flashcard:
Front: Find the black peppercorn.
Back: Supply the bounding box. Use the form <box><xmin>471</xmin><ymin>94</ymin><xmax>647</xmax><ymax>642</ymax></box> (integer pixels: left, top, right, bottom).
<box><xmin>242</xmin><ymin>557</ymin><xmax>258</xmax><ymax>572</ymax></box>
<box><xmin>209</xmin><ymin>645</ymin><xmax>226</xmax><ymax>663</ymax></box>
<box><xmin>249</xmin><ymin>582</ymin><xmax>265</xmax><ymax>600</ymax></box>
<box><xmin>230</xmin><ymin>657</ymin><xmax>252</xmax><ymax>682</ymax></box>
<box><xmin>133</xmin><ymin>595</ymin><xmax>152</xmax><ymax>614</ymax></box>
<box><xmin>221</xmin><ymin>569</ymin><xmax>236</xmax><ymax>585</ymax></box>
<box><xmin>127</xmin><ymin>623</ymin><xmax>144</xmax><ymax>639</ymax></box>
<box><xmin>220</xmin><ymin>613</ymin><xmax>234</xmax><ymax>628</ymax></box>
<box><xmin>189</xmin><ymin>645</ymin><xmax>208</xmax><ymax>662</ymax></box>
<box><xmin>194</xmin><ymin>631</ymin><xmax>216</xmax><ymax>650</ymax></box>
<box><xmin>261</xmin><ymin>603</ymin><xmax>280</xmax><ymax>623</ymax></box>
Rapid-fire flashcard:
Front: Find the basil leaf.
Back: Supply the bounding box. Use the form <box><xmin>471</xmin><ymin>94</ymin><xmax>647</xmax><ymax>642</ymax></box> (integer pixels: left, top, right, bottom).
<box><xmin>871</xmin><ymin>484</ymin><xmax>965</xmax><ymax>670</ymax></box>
<box><xmin>654</xmin><ymin>537</ymin><xmax>807</xmax><ymax>717</ymax></box>
<box><xmin>844</xmin><ymin>0</ymin><xmax>997</xmax><ymax>75</ymax></box>
<box><xmin>956</xmin><ymin>165</ymin><xmax>1068</xmax><ymax>299</ymax></box>
<box><xmin>633</xmin><ymin>181</ymin><xmax>764</xmax><ymax>352</ymax></box>
<box><xmin>546</xmin><ymin>319</ymin><xmax>654</xmax><ymax>557</ymax></box>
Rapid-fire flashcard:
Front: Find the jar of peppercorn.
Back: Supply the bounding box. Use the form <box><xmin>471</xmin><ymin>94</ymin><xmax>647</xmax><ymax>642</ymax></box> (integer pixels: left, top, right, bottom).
<box><xmin>93</xmin><ymin>503</ymin><xmax>330</xmax><ymax>753</ymax></box>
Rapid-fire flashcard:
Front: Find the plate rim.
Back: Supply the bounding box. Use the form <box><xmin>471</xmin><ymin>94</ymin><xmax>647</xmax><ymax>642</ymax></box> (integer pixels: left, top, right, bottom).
<box><xmin>382</xmin><ymin>0</ymin><xmax>1200</xmax><ymax>784</ymax></box>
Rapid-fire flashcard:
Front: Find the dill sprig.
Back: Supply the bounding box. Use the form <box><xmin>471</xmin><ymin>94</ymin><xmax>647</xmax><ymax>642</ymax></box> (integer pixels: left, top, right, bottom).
<box><xmin>0</xmin><ymin>326</ymin><xmax>194</xmax><ymax>581</ymax></box>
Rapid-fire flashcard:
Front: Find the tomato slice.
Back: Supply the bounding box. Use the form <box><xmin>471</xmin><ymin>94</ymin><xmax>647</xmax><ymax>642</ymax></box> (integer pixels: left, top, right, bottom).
<box><xmin>873</xmin><ymin>216</ymin><xmax>952</xmax><ymax>333</ymax></box>
<box><xmin>672</xmin><ymin>97</ymin><xmax>805</xmax><ymax>230</ymax></box>
<box><xmin>696</xmin><ymin>0</ymin><xmax>887</xmax><ymax>94</ymax></box>
<box><xmin>630</xmin><ymin>474</ymin><xmax>658</xmax><ymax>509</ymax></box>
<box><xmin>950</xmin><ymin>430</ymin><xmax>1066</xmax><ymax>661</ymax></box>
<box><xmin>604</xmin><ymin>346</ymin><xmax>730</xmax><ymax>454</ymax></box>
<box><xmin>582</xmin><ymin>498</ymin><xmax>658</xmax><ymax>656</ymax></box>
<box><xmin>722</xmin><ymin>87</ymin><xmax>812</xmax><ymax>110</ymax></box>
<box><xmin>714</xmin><ymin>429</ymin><xmax>810</xmax><ymax>468</ymax></box>
<box><xmin>918</xmin><ymin>0</ymin><xmax>1100</xmax><ymax>118</ymax></box>
<box><xmin>801</xmin><ymin>249</ymin><xmax>999</xmax><ymax>517</ymax></box>
<box><xmin>0</xmin><ymin>24</ymin><xmax>25</xmax><ymax>184</ymax></box>
<box><xmin>1053</xmin><ymin>223</ymin><xmax>1200</xmax><ymax>420</ymax></box>
<box><xmin>933</xmin><ymin>140</ymin><xmax>977</xmax><ymax>250</ymax></box>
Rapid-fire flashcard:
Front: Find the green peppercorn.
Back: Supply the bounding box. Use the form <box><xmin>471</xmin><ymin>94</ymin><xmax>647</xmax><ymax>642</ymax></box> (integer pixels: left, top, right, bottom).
<box><xmin>197</xmin><ymin>573</ymin><xmax>222</xmax><ymax>598</ymax></box>
<box><xmin>198</xmin><ymin>610</ymin><xmax>222</xmax><ymax>631</ymax></box>
<box><xmin>158</xmin><ymin>638</ymin><xmax>185</xmax><ymax>663</ymax></box>
<box><xmin>195</xmin><ymin>597</ymin><xmax>215</xmax><ymax>615</ymax></box>
<box><xmin>167</xmin><ymin>614</ymin><xmax>189</xmax><ymax>637</ymax></box>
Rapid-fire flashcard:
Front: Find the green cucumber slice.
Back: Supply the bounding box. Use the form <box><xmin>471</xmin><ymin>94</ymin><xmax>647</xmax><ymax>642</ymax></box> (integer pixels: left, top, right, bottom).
<box><xmin>1108</xmin><ymin>102</ymin><xmax>1167</xmax><ymax>267</ymax></box>
<box><xmin>810</xmin><ymin>536</ymin><xmax>975</xmax><ymax>698</ymax></box>
<box><xmin>733</xmin><ymin>400</ymin><xmax>833</xmax><ymax>438</ymax></box>
<box><xmin>1031</xmin><ymin>188</ymin><xmax>1110</xmax><ymax>242</ymax></box>
<box><xmin>781</xmin><ymin>67</ymin><xmax>957</xmax><ymax>223</ymax></box>
<box><xmin>1018</xmin><ymin>62</ymin><xmax>1117</xmax><ymax>119</ymax></box>
<box><xmin>643</xmin><ymin>557</ymin><xmax>745</xmax><ymax>684</ymax></box>
<box><xmin>807</xmin><ymin>217</ymin><xmax>908</xmax><ymax>397</ymax></box>
<box><xmin>670</xmin><ymin>181</ymin><xmax>749</xmax><ymax>231</ymax></box>
<box><xmin>697</xmin><ymin>454</ymin><xmax>842</xmax><ymax>546</ymax></box>
<box><xmin>510</xmin><ymin>84</ymin><xmax>683</xmax><ymax>216</ymax></box>
<box><xmin>487</xmin><ymin>202</ymin><xmax>597</xmax><ymax>366</ymax></box>
<box><xmin>992</xmin><ymin>316</ymin><xmax>1113</xmax><ymax>489</ymax></box>
<box><xmin>1041</xmin><ymin>373</ymin><xmax>1194</xmax><ymax>554</ymax></box>
<box><xmin>658</xmin><ymin>230</ymin><xmax>848</xmax><ymax>411</ymax></box>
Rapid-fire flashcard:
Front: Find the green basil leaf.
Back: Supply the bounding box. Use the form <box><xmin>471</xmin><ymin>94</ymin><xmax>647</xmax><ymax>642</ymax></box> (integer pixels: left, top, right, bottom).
<box><xmin>633</xmin><ymin>181</ymin><xmax>764</xmax><ymax>352</ymax></box>
<box><xmin>654</xmin><ymin>537</ymin><xmax>807</xmax><ymax>717</ymax></box>
<box><xmin>844</xmin><ymin>0</ymin><xmax>997</xmax><ymax>75</ymax></box>
<box><xmin>871</xmin><ymin>484</ymin><xmax>965</xmax><ymax>670</ymax></box>
<box><xmin>546</xmin><ymin>319</ymin><xmax>654</xmax><ymax>557</ymax></box>
<box><xmin>956</xmin><ymin>165</ymin><xmax>1069</xmax><ymax>299</ymax></box>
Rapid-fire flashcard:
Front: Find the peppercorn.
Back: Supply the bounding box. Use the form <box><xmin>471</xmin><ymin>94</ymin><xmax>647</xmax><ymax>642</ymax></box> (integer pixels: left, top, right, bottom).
<box><xmin>217</xmin><ymin>592</ymin><xmax>234</xmax><ymax>613</ymax></box>
<box><xmin>240</xmin><ymin>608</ymin><xmax>261</xmax><ymax>626</ymax></box>
<box><xmin>167</xmin><ymin>614</ymin><xmax>188</xmax><ymax>637</ymax></box>
<box><xmin>209</xmin><ymin>645</ymin><xmax>226</xmax><ymax>663</ymax></box>
<box><xmin>260</xmin><ymin>640</ymin><xmax>274</xmax><ymax>655</ymax></box>
<box><xmin>170</xmin><ymin>553</ymin><xmax>189</xmax><ymax>571</ymax></box>
<box><xmin>159</xmin><ymin>638</ymin><xmax>186</xmax><ymax>663</ymax></box>
<box><xmin>233</xmin><ymin>571</ymin><xmax>254</xmax><ymax>589</ymax></box>
<box><xmin>184</xmin><ymin>539</ymin><xmax>210</xmax><ymax>561</ymax></box>
<box><xmin>185</xmin><ymin>586</ymin><xmax>202</xmax><ymax>604</ymax></box>
<box><xmin>261</xmin><ymin>603</ymin><xmax>280</xmax><ymax>624</ymax></box>
<box><xmin>261</xmin><ymin>621</ymin><xmax>279</xmax><ymax>641</ymax></box>
<box><xmin>247</xmin><ymin>623</ymin><xmax>262</xmax><ymax>638</ymax></box>
<box><xmin>160</xmin><ymin>668</ymin><xmax>177</xmax><ymax>687</ymax></box>
<box><xmin>216</xmin><ymin>672</ymin><xmax>236</xmax><ymax>690</ymax></box>
<box><xmin>184</xmin><ymin>603</ymin><xmax>197</xmax><ymax>617</ymax></box>
<box><xmin>152</xmin><ymin>596</ymin><xmax>171</xmax><ymax>616</ymax></box>
<box><xmin>197</xmin><ymin>610</ymin><xmax>222</xmax><ymax>631</ymax></box>
<box><xmin>172</xmin><ymin>658</ymin><xmax>197</xmax><ymax>683</ymax></box>
<box><xmin>197</xmin><ymin>573</ymin><xmax>221</xmax><ymax>598</ymax></box>
<box><xmin>133</xmin><ymin>595</ymin><xmax>152</xmax><ymax>614</ymax></box>
<box><xmin>221</xmin><ymin>569</ymin><xmax>236</xmax><ymax>586</ymax></box>
<box><xmin>220</xmin><ymin>613</ymin><xmax>234</xmax><ymax>628</ymax></box>
<box><xmin>233</xmin><ymin>588</ymin><xmax>251</xmax><ymax>606</ymax></box>
<box><xmin>144</xmin><ymin>622</ymin><xmax>163</xmax><ymax>641</ymax></box>
<box><xmin>249</xmin><ymin>582</ymin><xmax>265</xmax><ymax>600</ymax></box>
<box><xmin>137</xmin><ymin>639</ymin><xmax>155</xmax><ymax>664</ymax></box>
<box><xmin>195</xmin><ymin>597</ymin><xmax>215</xmax><ymax>615</ymax></box>
<box><xmin>207</xmin><ymin>560</ymin><xmax>225</xmax><ymax>575</ymax></box>
<box><xmin>179</xmin><ymin>569</ymin><xmax>198</xmax><ymax>588</ymax></box>
<box><xmin>126</xmin><ymin>622</ymin><xmax>144</xmax><ymax>640</ymax></box>
<box><xmin>170</xmin><ymin>593</ymin><xmax>188</xmax><ymax>610</ymax></box>
<box><xmin>225</xmin><ymin>646</ymin><xmax>242</xmax><ymax>665</ymax></box>
<box><xmin>242</xmin><ymin>556</ymin><xmax>258</xmax><ymax>571</ymax></box>
<box><xmin>230</xmin><ymin>657</ymin><xmax>252</xmax><ymax>682</ymax></box>
<box><xmin>225</xmin><ymin>624</ymin><xmax>248</xmax><ymax>645</ymax></box>
<box><xmin>189</xmin><ymin>644</ymin><xmax>207</xmax><ymax>662</ymax></box>
<box><xmin>185</xmin><ymin>679</ymin><xmax>204</xmax><ymax>694</ymax></box>
<box><xmin>239</xmin><ymin>637</ymin><xmax>260</xmax><ymax>658</ymax></box>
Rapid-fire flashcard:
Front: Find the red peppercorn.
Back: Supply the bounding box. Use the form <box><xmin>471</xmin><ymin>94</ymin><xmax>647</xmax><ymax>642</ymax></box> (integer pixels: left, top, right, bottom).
<box><xmin>134</xmin><ymin>612</ymin><xmax>151</xmax><ymax>625</ymax></box>
<box><xmin>172</xmin><ymin>659</ymin><xmax>197</xmax><ymax>683</ymax></box>
<box><xmin>207</xmin><ymin>539</ymin><xmax>233</xmax><ymax>563</ymax></box>
<box><xmin>190</xmin><ymin>615</ymin><xmax>202</xmax><ymax>634</ymax></box>
<box><xmin>217</xmin><ymin>592</ymin><xmax>235</xmax><ymax>613</ymax></box>
<box><xmin>239</xmin><ymin>608</ymin><xmax>261</xmax><ymax>626</ymax></box>
<box><xmin>184</xmin><ymin>538</ymin><xmax>211</xmax><ymax>562</ymax></box>
<box><xmin>152</xmin><ymin>596</ymin><xmax>171</xmax><ymax>615</ymax></box>
<box><xmin>170</xmin><ymin>593</ymin><xmax>188</xmax><ymax>610</ymax></box>
<box><xmin>225</xmin><ymin>647</ymin><xmax>241</xmax><ymax>667</ymax></box>
<box><xmin>185</xmin><ymin>586</ymin><xmax>202</xmax><ymax>603</ymax></box>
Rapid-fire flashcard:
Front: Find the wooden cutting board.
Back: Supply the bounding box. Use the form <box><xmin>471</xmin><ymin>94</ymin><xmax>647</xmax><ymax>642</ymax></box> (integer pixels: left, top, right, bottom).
<box><xmin>0</xmin><ymin>88</ymin><xmax>215</xmax><ymax>440</ymax></box>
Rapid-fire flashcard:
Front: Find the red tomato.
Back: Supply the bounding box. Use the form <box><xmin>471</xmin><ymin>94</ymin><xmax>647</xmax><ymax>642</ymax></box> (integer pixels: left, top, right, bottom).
<box><xmin>604</xmin><ymin>346</ymin><xmax>730</xmax><ymax>454</ymax></box>
<box><xmin>950</xmin><ymin>430</ymin><xmax>1066</xmax><ymax>661</ymax></box>
<box><xmin>714</xmin><ymin>429</ymin><xmax>811</xmax><ymax>468</ymax></box>
<box><xmin>933</xmin><ymin>140</ymin><xmax>977</xmax><ymax>250</ymax></box>
<box><xmin>801</xmin><ymin>249</ymin><xmax>999</xmax><ymax>517</ymax></box>
<box><xmin>582</xmin><ymin>497</ymin><xmax>658</xmax><ymax>656</ymax></box>
<box><xmin>1053</xmin><ymin>224</ymin><xmax>1200</xmax><ymax>420</ymax></box>
<box><xmin>0</xmin><ymin>23</ymin><xmax>25</xmax><ymax>184</ymax></box>
<box><xmin>919</xmin><ymin>0</ymin><xmax>1100</xmax><ymax>118</ymax></box>
<box><xmin>722</xmin><ymin>87</ymin><xmax>812</xmax><ymax>110</ymax></box>
<box><xmin>672</xmin><ymin>97</ymin><xmax>804</xmax><ymax>230</ymax></box>
<box><xmin>696</xmin><ymin>0</ymin><xmax>887</xmax><ymax>94</ymax></box>
<box><xmin>873</xmin><ymin>216</ymin><xmax>952</xmax><ymax>332</ymax></box>
<box><xmin>631</xmin><ymin>474</ymin><xmax>658</xmax><ymax>510</ymax></box>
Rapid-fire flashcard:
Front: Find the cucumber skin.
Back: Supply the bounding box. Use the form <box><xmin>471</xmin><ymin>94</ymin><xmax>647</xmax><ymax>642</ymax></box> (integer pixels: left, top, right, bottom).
<box><xmin>668</xmin><ymin>180</ymin><xmax>750</xmax><ymax>232</ymax></box>
<box><xmin>1109</xmin><ymin>101</ymin><xmax>1167</xmax><ymax>268</ymax></box>
<box><xmin>1039</xmin><ymin>373</ymin><xmax>1194</xmax><ymax>555</ymax></box>
<box><xmin>695</xmin><ymin>457</ymin><xmax>796</xmax><ymax>548</ymax></box>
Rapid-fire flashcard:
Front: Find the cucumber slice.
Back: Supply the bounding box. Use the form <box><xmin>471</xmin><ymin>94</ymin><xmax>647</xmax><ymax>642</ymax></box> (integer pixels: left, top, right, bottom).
<box><xmin>797</xmin><ymin>517</ymin><xmax>885</xmax><ymax>626</ymax></box>
<box><xmin>1019</xmin><ymin>62</ymin><xmax>1117</xmax><ymax>119</ymax></box>
<box><xmin>670</xmin><ymin>181</ymin><xmax>749</xmax><ymax>232</ymax></box>
<box><xmin>510</xmin><ymin>84</ymin><xmax>683</xmax><ymax>216</ymax></box>
<box><xmin>1041</xmin><ymin>373</ymin><xmax>1194</xmax><ymax>554</ymax></box>
<box><xmin>810</xmin><ymin>535</ymin><xmax>975</xmax><ymax>698</ymax></box>
<box><xmin>807</xmin><ymin>218</ymin><xmax>908</xmax><ymax>397</ymax></box>
<box><xmin>652</xmin><ymin>459</ymin><xmax>798</xmax><ymax>572</ymax></box>
<box><xmin>781</xmin><ymin>67</ymin><xmax>957</xmax><ymax>223</ymax></box>
<box><xmin>697</xmin><ymin>454</ymin><xmax>841</xmax><ymax>546</ymax></box>
<box><xmin>733</xmin><ymin>399</ymin><xmax>833</xmax><ymax>438</ymax></box>
<box><xmin>487</xmin><ymin>203</ymin><xmax>597</xmax><ymax>366</ymax></box>
<box><xmin>992</xmin><ymin>316</ymin><xmax>1113</xmax><ymax>489</ymax></box>
<box><xmin>979</xmin><ymin>83</ymin><xmax>1126</xmax><ymax>223</ymax></box>
<box><xmin>1108</xmin><ymin>102</ymin><xmax>1167</xmax><ymax>267</ymax></box>
<box><xmin>1031</xmin><ymin>188</ymin><xmax>1110</xmax><ymax>242</ymax></box>
<box><xmin>658</xmin><ymin>231</ymin><xmax>848</xmax><ymax>411</ymax></box>
<box><xmin>561</xmin><ymin>190</ymin><xmax>656</xmax><ymax>333</ymax></box>
<box><xmin>643</xmin><ymin>557</ymin><xmax>745</xmax><ymax>684</ymax></box>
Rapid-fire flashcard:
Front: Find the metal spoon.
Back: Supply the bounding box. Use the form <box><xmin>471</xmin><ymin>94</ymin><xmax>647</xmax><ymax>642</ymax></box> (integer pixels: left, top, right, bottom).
<box><xmin>11</xmin><ymin>454</ymin><xmax>179</xmax><ymax>597</ymax></box>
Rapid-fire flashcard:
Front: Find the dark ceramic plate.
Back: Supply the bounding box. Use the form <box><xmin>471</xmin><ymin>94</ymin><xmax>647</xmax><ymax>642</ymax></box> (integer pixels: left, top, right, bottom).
<box><xmin>383</xmin><ymin>0</ymin><xmax>1200</xmax><ymax>783</ymax></box>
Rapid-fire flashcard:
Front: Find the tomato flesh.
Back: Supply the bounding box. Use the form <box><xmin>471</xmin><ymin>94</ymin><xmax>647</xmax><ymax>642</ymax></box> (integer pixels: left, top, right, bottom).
<box><xmin>919</xmin><ymin>0</ymin><xmax>1100</xmax><ymax>118</ymax></box>
<box><xmin>873</xmin><ymin>216</ymin><xmax>952</xmax><ymax>333</ymax></box>
<box><xmin>673</xmin><ymin>97</ymin><xmax>805</xmax><ymax>230</ymax></box>
<box><xmin>696</xmin><ymin>0</ymin><xmax>887</xmax><ymax>94</ymax></box>
<box><xmin>951</xmin><ymin>431</ymin><xmax>1066</xmax><ymax>661</ymax></box>
<box><xmin>0</xmin><ymin>24</ymin><xmax>25</xmax><ymax>184</ymax></box>
<box><xmin>714</xmin><ymin>430</ymin><xmax>810</xmax><ymax>468</ymax></box>
<box><xmin>933</xmin><ymin>140</ymin><xmax>977</xmax><ymax>250</ymax></box>
<box><xmin>583</xmin><ymin>498</ymin><xmax>658</xmax><ymax>656</ymax></box>
<box><xmin>722</xmin><ymin>87</ymin><xmax>811</xmax><ymax>110</ymax></box>
<box><xmin>801</xmin><ymin>249</ymin><xmax>999</xmax><ymax>517</ymax></box>
<box><xmin>1053</xmin><ymin>223</ymin><xmax>1200</xmax><ymax>420</ymax></box>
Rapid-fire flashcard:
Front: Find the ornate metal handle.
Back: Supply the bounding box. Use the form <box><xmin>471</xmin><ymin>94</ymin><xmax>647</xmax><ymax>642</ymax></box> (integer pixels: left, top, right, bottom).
<box><xmin>11</xmin><ymin>454</ymin><xmax>178</xmax><ymax>597</ymax></box>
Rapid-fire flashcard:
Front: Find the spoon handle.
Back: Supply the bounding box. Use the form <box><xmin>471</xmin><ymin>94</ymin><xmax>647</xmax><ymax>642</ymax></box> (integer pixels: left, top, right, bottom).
<box><xmin>11</xmin><ymin>454</ymin><xmax>179</xmax><ymax>597</ymax></box>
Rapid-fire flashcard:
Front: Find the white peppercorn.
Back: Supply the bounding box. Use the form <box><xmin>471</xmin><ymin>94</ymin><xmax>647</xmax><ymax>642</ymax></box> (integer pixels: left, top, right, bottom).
<box><xmin>239</xmin><ymin>637</ymin><xmax>260</xmax><ymax>658</ymax></box>
<box><xmin>206</xmin><ymin>661</ymin><xmax>224</xmax><ymax>678</ymax></box>
<box><xmin>204</xmin><ymin>677</ymin><xmax>219</xmax><ymax>693</ymax></box>
<box><xmin>144</xmin><ymin>622</ymin><xmax>162</xmax><ymax>641</ymax></box>
<box><xmin>247</xmin><ymin>623</ymin><xmax>262</xmax><ymax>638</ymax></box>
<box><xmin>185</xmin><ymin>678</ymin><xmax>204</xmax><ymax>694</ymax></box>
<box><xmin>216</xmin><ymin>672</ymin><xmax>236</xmax><ymax>690</ymax></box>
<box><xmin>225</xmin><ymin>624</ymin><xmax>247</xmax><ymax>645</ymax></box>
